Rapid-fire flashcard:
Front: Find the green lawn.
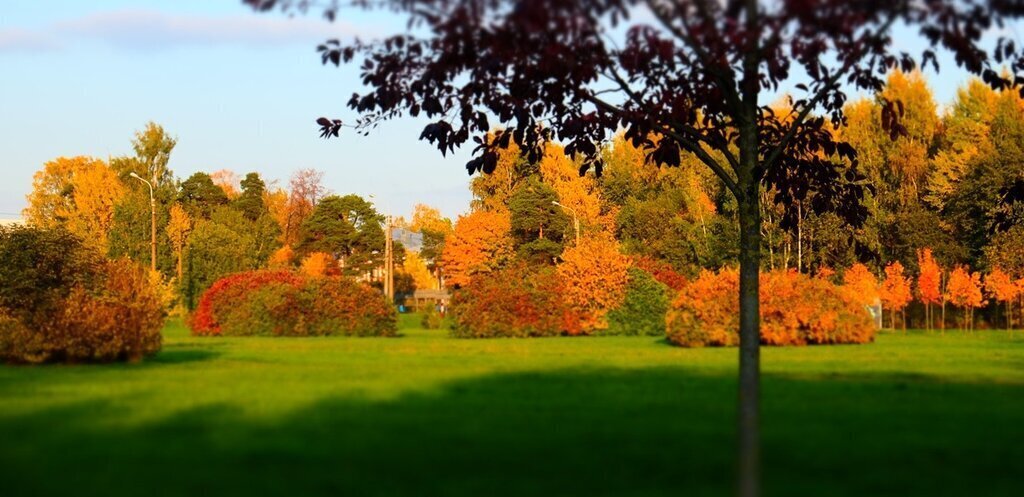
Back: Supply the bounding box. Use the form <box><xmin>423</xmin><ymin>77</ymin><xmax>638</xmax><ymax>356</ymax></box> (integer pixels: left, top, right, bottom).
<box><xmin>1</xmin><ymin>315</ymin><xmax>1022</xmax><ymax>497</ymax></box>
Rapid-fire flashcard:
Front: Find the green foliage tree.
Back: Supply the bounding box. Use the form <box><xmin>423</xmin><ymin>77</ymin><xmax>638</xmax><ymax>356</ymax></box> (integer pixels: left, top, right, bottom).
<box><xmin>179</xmin><ymin>172</ymin><xmax>230</xmax><ymax>219</ymax></box>
<box><xmin>235</xmin><ymin>172</ymin><xmax>269</xmax><ymax>221</ymax></box>
<box><xmin>508</xmin><ymin>177</ymin><xmax>570</xmax><ymax>265</ymax></box>
<box><xmin>297</xmin><ymin>194</ymin><xmax>385</xmax><ymax>276</ymax></box>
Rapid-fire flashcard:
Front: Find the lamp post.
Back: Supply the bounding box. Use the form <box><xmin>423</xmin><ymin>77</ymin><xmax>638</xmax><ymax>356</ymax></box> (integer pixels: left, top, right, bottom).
<box><xmin>130</xmin><ymin>172</ymin><xmax>157</xmax><ymax>273</ymax></box>
<box><xmin>552</xmin><ymin>201</ymin><xmax>579</xmax><ymax>245</ymax></box>
<box><xmin>369</xmin><ymin>194</ymin><xmax>394</xmax><ymax>302</ymax></box>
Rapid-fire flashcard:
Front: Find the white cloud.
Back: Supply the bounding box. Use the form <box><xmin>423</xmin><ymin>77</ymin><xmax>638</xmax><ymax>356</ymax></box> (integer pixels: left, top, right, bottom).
<box><xmin>0</xmin><ymin>27</ymin><xmax>59</xmax><ymax>52</ymax></box>
<box><xmin>0</xmin><ymin>9</ymin><xmax>365</xmax><ymax>52</ymax></box>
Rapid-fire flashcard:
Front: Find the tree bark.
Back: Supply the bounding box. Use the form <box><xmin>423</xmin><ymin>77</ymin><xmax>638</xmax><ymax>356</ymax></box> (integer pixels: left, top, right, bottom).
<box><xmin>736</xmin><ymin>110</ymin><xmax>761</xmax><ymax>497</ymax></box>
<box><xmin>737</xmin><ymin>190</ymin><xmax>761</xmax><ymax>497</ymax></box>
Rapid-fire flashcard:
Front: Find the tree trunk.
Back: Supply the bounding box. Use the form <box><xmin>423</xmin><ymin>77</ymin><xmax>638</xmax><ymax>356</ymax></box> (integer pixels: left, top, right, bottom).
<box><xmin>737</xmin><ymin>191</ymin><xmax>761</xmax><ymax>497</ymax></box>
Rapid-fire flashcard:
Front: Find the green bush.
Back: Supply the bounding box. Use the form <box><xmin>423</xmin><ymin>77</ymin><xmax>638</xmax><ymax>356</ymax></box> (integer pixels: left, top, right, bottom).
<box><xmin>0</xmin><ymin>258</ymin><xmax>165</xmax><ymax>364</ymax></box>
<box><xmin>421</xmin><ymin>306</ymin><xmax>444</xmax><ymax>329</ymax></box>
<box><xmin>605</xmin><ymin>268</ymin><xmax>670</xmax><ymax>336</ymax></box>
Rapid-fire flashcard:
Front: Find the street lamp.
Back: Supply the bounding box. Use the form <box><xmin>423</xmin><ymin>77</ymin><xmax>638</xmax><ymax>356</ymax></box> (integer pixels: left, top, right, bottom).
<box><xmin>552</xmin><ymin>201</ymin><xmax>580</xmax><ymax>245</ymax></box>
<box><xmin>369</xmin><ymin>194</ymin><xmax>394</xmax><ymax>302</ymax></box>
<box><xmin>129</xmin><ymin>172</ymin><xmax>157</xmax><ymax>272</ymax></box>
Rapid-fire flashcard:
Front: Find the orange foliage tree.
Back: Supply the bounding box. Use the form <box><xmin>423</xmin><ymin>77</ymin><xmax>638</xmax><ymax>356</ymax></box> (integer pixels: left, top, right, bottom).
<box><xmin>667</xmin><ymin>268</ymin><xmax>875</xmax><ymax>347</ymax></box>
<box><xmin>210</xmin><ymin>169</ymin><xmax>241</xmax><ymax>199</ymax></box>
<box><xmin>880</xmin><ymin>261</ymin><xmax>914</xmax><ymax>330</ymax></box>
<box><xmin>440</xmin><ymin>210</ymin><xmax>513</xmax><ymax>288</ymax></box>
<box><xmin>842</xmin><ymin>263</ymin><xmax>879</xmax><ymax>308</ymax></box>
<box><xmin>984</xmin><ymin>268</ymin><xmax>1018</xmax><ymax>330</ymax></box>
<box><xmin>946</xmin><ymin>266</ymin><xmax>984</xmax><ymax>332</ymax></box>
<box><xmin>555</xmin><ymin>235</ymin><xmax>632</xmax><ymax>333</ymax></box>
<box><xmin>268</xmin><ymin>245</ymin><xmax>294</xmax><ymax>268</ymax></box>
<box><xmin>916</xmin><ymin>248</ymin><xmax>942</xmax><ymax>331</ymax></box>
<box><xmin>299</xmin><ymin>252</ymin><xmax>338</xmax><ymax>278</ymax></box>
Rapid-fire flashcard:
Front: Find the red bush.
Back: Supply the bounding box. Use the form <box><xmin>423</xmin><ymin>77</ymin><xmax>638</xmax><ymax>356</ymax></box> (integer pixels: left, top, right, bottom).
<box><xmin>189</xmin><ymin>270</ymin><xmax>397</xmax><ymax>337</ymax></box>
<box><xmin>450</xmin><ymin>265</ymin><xmax>582</xmax><ymax>338</ymax></box>
<box><xmin>666</xmin><ymin>268</ymin><xmax>875</xmax><ymax>347</ymax></box>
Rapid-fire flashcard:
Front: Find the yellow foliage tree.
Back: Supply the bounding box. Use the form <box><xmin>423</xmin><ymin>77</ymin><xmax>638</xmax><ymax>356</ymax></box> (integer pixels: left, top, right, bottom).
<box><xmin>440</xmin><ymin>210</ymin><xmax>513</xmax><ymax>288</ymax></box>
<box><xmin>538</xmin><ymin>143</ymin><xmax>616</xmax><ymax>233</ymax></box>
<box><xmin>24</xmin><ymin>156</ymin><xmax>125</xmax><ymax>253</ymax></box>
<box><xmin>403</xmin><ymin>251</ymin><xmax>436</xmax><ymax>290</ymax></box>
<box><xmin>556</xmin><ymin>235</ymin><xmax>632</xmax><ymax>333</ymax></box>
<box><xmin>166</xmin><ymin>204</ymin><xmax>193</xmax><ymax>280</ymax></box>
<box><xmin>268</xmin><ymin>245</ymin><xmax>295</xmax><ymax>268</ymax></box>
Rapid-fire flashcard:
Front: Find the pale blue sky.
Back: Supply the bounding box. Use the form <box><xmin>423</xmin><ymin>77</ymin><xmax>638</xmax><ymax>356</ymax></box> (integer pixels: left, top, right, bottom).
<box><xmin>0</xmin><ymin>2</ymin><xmax>1010</xmax><ymax>220</ymax></box>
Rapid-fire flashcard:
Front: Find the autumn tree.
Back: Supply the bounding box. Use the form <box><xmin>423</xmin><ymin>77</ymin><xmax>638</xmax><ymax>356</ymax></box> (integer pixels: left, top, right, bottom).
<box><xmin>24</xmin><ymin>156</ymin><xmax>126</xmax><ymax>254</ymax></box>
<box><xmin>843</xmin><ymin>263</ymin><xmax>879</xmax><ymax>309</ymax></box>
<box><xmin>300</xmin><ymin>251</ymin><xmax>339</xmax><ymax>278</ymax></box>
<box><xmin>984</xmin><ymin>267</ymin><xmax>1018</xmax><ymax>330</ymax></box>
<box><xmin>440</xmin><ymin>210</ymin><xmax>513</xmax><ymax>288</ymax></box>
<box><xmin>556</xmin><ymin>235</ymin><xmax>632</xmax><ymax>333</ymax></box>
<box><xmin>166</xmin><ymin>204</ymin><xmax>193</xmax><ymax>280</ymax></box>
<box><xmin>250</xmin><ymin>1</ymin><xmax>1024</xmax><ymax>493</ymax></box>
<box><xmin>879</xmin><ymin>261</ymin><xmax>913</xmax><ymax>330</ymax></box>
<box><xmin>210</xmin><ymin>169</ymin><xmax>241</xmax><ymax>199</ymax></box>
<box><xmin>282</xmin><ymin>169</ymin><xmax>329</xmax><ymax>246</ymax></box>
<box><xmin>120</xmin><ymin>122</ymin><xmax>177</xmax><ymax>187</ymax></box>
<box><xmin>946</xmin><ymin>265</ymin><xmax>984</xmax><ymax>331</ymax></box>
<box><xmin>409</xmin><ymin>203</ymin><xmax>454</xmax><ymax>286</ymax></box>
<box><xmin>403</xmin><ymin>251</ymin><xmax>436</xmax><ymax>290</ymax></box>
<box><xmin>916</xmin><ymin>248</ymin><xmax>942</xmax><ymax>331</ymax></box>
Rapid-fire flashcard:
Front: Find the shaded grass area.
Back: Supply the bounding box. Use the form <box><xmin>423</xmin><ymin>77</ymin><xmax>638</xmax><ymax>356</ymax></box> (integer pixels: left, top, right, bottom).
<box><xmin>1</xmin><ymin>318</ymin><xmax>1022</xmax><ymax>497</ymax></box>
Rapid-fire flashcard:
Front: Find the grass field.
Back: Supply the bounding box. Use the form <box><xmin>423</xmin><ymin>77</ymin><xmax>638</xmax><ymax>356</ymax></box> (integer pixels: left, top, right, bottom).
<box><xmin>1</xmin><ymin>314</ymin><xmax>1022</xmax><ymax>497</ymax></box>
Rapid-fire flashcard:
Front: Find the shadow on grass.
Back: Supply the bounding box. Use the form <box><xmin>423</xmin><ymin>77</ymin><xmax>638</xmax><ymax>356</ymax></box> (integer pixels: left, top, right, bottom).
<box><xmin>147</xmin><ymin>347</ymin><xmax>222</xmax><ymax>365</ymax></box>
<box><xmin>0</xmin><ymin>367</ymin><xmax>1021</xmax><ymax>497</ymax></box>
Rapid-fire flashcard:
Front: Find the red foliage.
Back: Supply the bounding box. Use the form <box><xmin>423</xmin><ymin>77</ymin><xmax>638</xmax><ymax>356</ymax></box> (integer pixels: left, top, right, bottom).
<box><xmin>632</xmin><ymin>256</ymin><xmax>688</xmax><ymax>291</ymax></box>
<box><xmin>189</xmin><ymin>270</ymin><xmax>397</xmax><ymax>337</ymax></box>
<box><xmin>666</xmin><ymin>268</ymin><xmax>875</xmax><ymax>347</ymax></box>
<box><xmin>450</xmin><ymin>265</ymin><xmax>582</xmax><ymax>338</ymax></box>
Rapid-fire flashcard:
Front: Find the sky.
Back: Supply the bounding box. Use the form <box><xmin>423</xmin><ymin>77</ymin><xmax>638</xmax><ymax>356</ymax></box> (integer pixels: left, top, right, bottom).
<box><xmin>0</xmin><ymin>1</ymin><xmax>1012</xmax><ymax>221</ymax></box>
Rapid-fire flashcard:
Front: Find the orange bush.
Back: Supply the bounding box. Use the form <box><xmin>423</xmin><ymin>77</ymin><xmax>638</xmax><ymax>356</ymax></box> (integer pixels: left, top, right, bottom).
<box><xmin>666</xmin><ymin>268</ymin><xmax>875</xmax><ymax>347</ymax></box>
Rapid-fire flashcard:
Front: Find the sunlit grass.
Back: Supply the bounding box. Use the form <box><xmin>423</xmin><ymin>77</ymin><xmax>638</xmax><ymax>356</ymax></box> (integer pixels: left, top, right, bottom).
<box><xmin>1</xmin><ymin>317</ymin><xmax>1021</xmax><ymax>497</ymax></box>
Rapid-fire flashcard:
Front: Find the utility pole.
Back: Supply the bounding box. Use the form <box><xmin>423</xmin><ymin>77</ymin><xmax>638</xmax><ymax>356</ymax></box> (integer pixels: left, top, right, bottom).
<box><xmin>130</xmin><ymin>172</ymin><xmax>157</xmax><ymax>272</ymax></box>
<box><xmin>552</xmin><ymin>201</ymin><xmax>579</xmax><ymax>245</ymax></box>
<box><xmin>384</xmin><ymin>215</ymin><xmax>394</xmax><ymax>302</ymax></box>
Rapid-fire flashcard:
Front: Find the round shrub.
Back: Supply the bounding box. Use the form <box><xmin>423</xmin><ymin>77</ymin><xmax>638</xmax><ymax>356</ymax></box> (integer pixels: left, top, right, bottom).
<box><xmin>605</xmin><ymin>268</ymin><xmax>670</xmax><ymax>336</ymax></box>
<box><xmin>0</xmin><ymin>259</ymin><xmax>165</xmax><ymax>364</ymax></box>
<box><xmin>666</xmin><ymin>268</ymin><xmax>875</xmax><ymax>347</ymax></box>
<box><xmin>421</xmin><ymin>306</ymin><xmax>444</xmax><ymax>329</ymax></box>
<box><xmin>189</xmin><ymin>270</ymin><xmax>397</xmax><ymax>337</ymax></box>
<box><xmin>450</xmin><ymin>265</ymin><xmax>581</xmax><ymax>338</ymax></box>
